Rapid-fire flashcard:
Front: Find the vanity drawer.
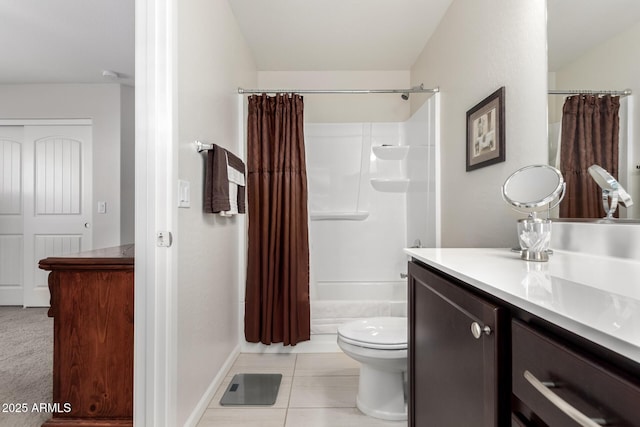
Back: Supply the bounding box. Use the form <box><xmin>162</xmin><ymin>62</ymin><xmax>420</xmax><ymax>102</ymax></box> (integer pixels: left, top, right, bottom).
<box><xmin>512</xmin><ymin>320</ymin><xmax>640</xmax><ymax>427</ymax></box>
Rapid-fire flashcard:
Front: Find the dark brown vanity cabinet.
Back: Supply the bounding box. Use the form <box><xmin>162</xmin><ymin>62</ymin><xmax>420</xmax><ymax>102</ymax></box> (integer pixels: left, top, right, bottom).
<box><xmin>408</xmin><ymin>258</ymin><xmax>640</xmax><ymax>427</ymax></box>
<box><xmin>512</xmin><ymin>320</ymin><xmax>640</xmax><ymax>427</ymax></box>
<box><xmin>408</xmin><ymin>261</ymin><xmax>509</xmax><ymax>427</ymax></box>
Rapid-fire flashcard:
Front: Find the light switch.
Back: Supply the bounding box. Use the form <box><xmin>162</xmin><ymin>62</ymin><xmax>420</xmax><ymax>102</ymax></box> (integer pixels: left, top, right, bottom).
<box><xmin>178</xmin><ymin>180</ymin><xmax>190</xmax><ymax>208</ymax></box>
<box><xmin>98</xmin><ymin>201</ymin><xmax>107</xmax><ymax>214</ymax></box>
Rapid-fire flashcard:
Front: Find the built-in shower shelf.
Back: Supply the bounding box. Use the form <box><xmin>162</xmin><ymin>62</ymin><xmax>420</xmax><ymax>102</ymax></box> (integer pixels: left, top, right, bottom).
<box><xmin>370</xmin><ymin>178</ymin><xmax>410</xmax><ymax>192</ymax></box>
<box><xmin>372</xmin><ymin>145</ymin><xmax>409</xmax><ymax>160</ymax></box>
<box><xmin>310</xmin><ymin>211</ymin><xmax>370</xmax><ymax>221</ymax></box>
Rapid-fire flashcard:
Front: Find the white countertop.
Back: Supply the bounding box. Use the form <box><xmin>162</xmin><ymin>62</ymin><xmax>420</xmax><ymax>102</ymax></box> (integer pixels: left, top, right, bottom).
<box><xmin>404</xmin><ymin>248</ymin><xmax>640</xmax><ymax>364</ymax></box>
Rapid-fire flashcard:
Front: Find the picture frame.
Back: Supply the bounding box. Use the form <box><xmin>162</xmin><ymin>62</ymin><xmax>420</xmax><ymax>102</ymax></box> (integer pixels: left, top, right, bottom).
<box><xmin>466</xmin><ymin>87</ymin><xmax>505</xmax><ymax>171</ymax></box>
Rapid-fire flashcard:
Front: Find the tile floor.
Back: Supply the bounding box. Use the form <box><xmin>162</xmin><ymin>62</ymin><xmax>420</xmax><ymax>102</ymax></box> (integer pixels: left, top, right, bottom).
<box><xmin>197</xmin><ymin>352</ymin><xmax>407</xmax><ymax>427</ymax></box>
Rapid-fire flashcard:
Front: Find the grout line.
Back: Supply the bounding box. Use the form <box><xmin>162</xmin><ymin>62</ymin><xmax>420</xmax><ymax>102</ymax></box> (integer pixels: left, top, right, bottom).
<box><xmin>290</xmin><ymin>374</ymin><xmax>360</xmax><ymax>379</ymax></box>
<box><xmin>286</xmin><ymin>372</ymin><xmax>359</xmax><ymax>413</ymax></box>
<box><xmin>284</xmin><ymin>354</ymin><xmax>299</xmax><ymax>425</ymax></box>
<box><xmin>285</xmin><ymin>402</ymin><xmax>358</xmax><ymax>409</ymax></box>
<box><xmin>291</xmin><ymin>352</ymin><xmax>299</xmax><ymax>376</ymax></box>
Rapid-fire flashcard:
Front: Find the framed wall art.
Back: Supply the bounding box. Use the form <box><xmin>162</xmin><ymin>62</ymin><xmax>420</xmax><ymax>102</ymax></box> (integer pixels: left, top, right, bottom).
<box><xmin>466</xmin><ymin>87</ymin><xmax>505</xmax><ymax>171</ymax></box>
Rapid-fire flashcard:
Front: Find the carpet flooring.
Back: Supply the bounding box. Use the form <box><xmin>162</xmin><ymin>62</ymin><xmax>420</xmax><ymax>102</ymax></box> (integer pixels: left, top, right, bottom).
<box><xmin>0</xmin><ymin>307</ymin><xmax>52</xmax><ymax>427</ymax></box>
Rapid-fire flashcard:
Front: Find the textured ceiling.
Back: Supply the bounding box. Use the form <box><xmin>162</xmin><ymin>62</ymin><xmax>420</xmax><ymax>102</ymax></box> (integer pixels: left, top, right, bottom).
<box><xmin>1</xmin><ymin>1</ymin><xmax>639</xmax><ymax>84</ymax></box>
<box><xmin>227</xmin><ymin>0</ymin><xmax>453</xmax><ymax>71</ymax></box>
<box><xmin>0</xmin><ymin>0</ymin><xmax>134</xmax><ymax>85</ymax></box>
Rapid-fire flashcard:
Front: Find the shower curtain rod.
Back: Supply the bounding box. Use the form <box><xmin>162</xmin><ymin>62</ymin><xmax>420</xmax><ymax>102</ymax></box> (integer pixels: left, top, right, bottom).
<box><xmin>237</xmin><ymin>85</ymin><xmax>439</xmax><ymax>95</ymax></box>
<box><xmin>548</xmin><ymin>89</ymin><xmax>632</xmax><ymax>97</ymax></box>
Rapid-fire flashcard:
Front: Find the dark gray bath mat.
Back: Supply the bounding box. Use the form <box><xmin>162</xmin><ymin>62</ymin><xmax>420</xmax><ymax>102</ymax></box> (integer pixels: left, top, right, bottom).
<box><xmin>220</xmin><ymin>373</ymin><xmax>282</xmax><ymax>406</ymax></box>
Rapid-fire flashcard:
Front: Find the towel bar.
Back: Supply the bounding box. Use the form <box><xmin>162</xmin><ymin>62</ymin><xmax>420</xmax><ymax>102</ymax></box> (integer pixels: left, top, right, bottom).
<box><xmin>195</xmin><ymin>140</ymin><xmax>214</xmax><ymax>152</ymax></box>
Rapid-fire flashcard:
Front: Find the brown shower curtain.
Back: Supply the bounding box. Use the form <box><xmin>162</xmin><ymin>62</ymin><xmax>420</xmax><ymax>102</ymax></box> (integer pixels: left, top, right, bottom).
<box><xmin>559</xmin><ymin>95</ymin><xmax>620</xmax><ymax>218</ymax></box>
<box><xmin>244</xmin><ymin>93</ymin><xmax>310</xmax><ymax>346</ymax></box>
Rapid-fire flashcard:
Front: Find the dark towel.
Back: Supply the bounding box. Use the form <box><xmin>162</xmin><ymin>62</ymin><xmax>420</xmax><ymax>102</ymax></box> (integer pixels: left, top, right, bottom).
<box><xmin>204</xmin><ymin>144</ymin><xmax>246</xmax><ymax>214</ymax></box>
<box><xmin>225</xmin><ymin>150</ymin><xmax>246</xmax><ymax>214</ymax></box>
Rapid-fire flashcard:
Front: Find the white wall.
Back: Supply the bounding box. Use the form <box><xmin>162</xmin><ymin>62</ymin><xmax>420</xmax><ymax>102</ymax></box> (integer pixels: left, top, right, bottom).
<box><xmin>410</xmin><ymin>0</ymin><xmax>548</xmax><ymax>248</ymax></box>
<box><xmin>257</xmin><ymin>71</ymin><xmax>411</xmax><ymax>122</ymax></box>
<box><xmin>120</xmin><ymin>85</ymin><xmax>135</xmax><ymax>244</ymax></box>
<box><xmin>0</xmin><ymin>83</ymin><xmax>129</xmax><ymax>249</ymax></box>
<box><xmin>176</xmin><ymin>0</ymin><xmax>256</xmax><ymax>424</ymax></box>
<box><xmin>551</xmin><ymin>21</ymin><xmax>640</xmax><ymax>119</ymax></box>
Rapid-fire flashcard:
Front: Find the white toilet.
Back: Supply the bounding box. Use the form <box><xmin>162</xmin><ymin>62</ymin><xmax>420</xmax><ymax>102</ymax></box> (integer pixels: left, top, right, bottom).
<box><xmin>337</xmin><ymin>316</ymin><xmax>407</xmax><ymax>421</ymax></box>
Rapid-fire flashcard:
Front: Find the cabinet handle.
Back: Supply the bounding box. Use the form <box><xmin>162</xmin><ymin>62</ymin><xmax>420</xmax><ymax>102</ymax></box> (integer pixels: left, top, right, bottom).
<box><xmin>523</xmin><ymin>370</ymin><xmax>607</xmax><ymax>427</ymax></box>
<box><xmin>470</xmin><ymin>321</ymin><xmax>491</xmax><ymax>339</ymax></box>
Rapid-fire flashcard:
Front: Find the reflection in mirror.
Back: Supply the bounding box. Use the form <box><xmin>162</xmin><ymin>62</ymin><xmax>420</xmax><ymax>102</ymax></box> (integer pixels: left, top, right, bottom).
<box><xmin>547</xmin><ymin>0</ymin><xmax>640</xmax><ymax>219</ymax></box>
<box><xmin>552</xmin><ymin>93</ymin><xmax>625</xmax><ymax>218</ymax></box>
<box><xmin>589</xmin><ymin>164</ymin><xmax>634</xmax><ymax>219</ymax></box>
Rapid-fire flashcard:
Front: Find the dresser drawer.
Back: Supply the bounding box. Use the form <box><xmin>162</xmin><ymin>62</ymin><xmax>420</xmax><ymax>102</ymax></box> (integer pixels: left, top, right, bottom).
<box><xmin>512</xmin><ymin>320</ymin><xmax>640</xmax><ymax>427</ymax></box>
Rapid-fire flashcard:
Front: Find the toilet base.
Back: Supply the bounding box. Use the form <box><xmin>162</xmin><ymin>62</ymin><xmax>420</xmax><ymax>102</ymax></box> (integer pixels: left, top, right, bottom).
<box><xmin>356</xmin><ymin>364</ymin><xmax>407</xmax><ymax>421</ymax></box>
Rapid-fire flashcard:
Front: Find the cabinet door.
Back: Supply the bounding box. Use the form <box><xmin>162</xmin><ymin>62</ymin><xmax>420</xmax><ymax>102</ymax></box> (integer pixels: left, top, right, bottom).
<box><xmin>50</xmin><ymin>270</ymin><xmax>134</xmax><ymax>421</ymax></box>
<box><xmin>408</xmin><ymin>261</ymin><xmax>507</xmax><ymax>427</ymax></box>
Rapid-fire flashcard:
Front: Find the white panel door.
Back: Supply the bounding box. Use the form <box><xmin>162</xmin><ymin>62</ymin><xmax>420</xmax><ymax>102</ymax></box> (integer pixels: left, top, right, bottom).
<box><xmin>22</xmin><ymin>125</ymin><xmax>92</xmax><ymax>307</ymax></box>
<box><xmin>0</xmin><ymin>127</ymin><xmax>25</xmax><ymax>305</ymax></box>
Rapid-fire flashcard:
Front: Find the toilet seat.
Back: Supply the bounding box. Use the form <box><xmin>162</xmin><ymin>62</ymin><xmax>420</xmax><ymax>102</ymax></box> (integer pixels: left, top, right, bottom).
<box><xmin>337</xmin><ymin>317</ymin><xmax>407</xmax><ymax>350</ymax></box>
<box><xmin>337</xmin><ymin>316</ymin><xmax>408</xmax><ymax>420</ymax></box>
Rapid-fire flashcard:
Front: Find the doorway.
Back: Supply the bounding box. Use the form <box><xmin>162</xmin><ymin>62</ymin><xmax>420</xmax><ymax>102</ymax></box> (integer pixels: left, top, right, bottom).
<box><xmin>0</xmin><ymin>122</ymin><xmax>93</xmax><ymax>307</ymax></box>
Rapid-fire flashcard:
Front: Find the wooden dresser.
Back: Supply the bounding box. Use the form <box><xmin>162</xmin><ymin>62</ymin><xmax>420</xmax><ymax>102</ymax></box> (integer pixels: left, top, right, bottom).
<box><xmin>39</xmin><ymin>245</ymin><xmax>134</xmax><ymax>427</ymax></box>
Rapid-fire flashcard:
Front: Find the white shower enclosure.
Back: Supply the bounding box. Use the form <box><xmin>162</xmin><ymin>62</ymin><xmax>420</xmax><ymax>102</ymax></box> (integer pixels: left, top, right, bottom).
<box><xmin>305</xmin><ymin>97</ymin><xmax>439</xmax><ymax>345</ymax></box>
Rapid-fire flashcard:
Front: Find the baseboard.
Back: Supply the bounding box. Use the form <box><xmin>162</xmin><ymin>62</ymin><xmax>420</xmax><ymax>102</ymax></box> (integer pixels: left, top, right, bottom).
<box><xmin>0</xmin><ymin>288</ymin><xmax>24</xmax><ymax>306</ymax></box>
<box><xmin>182</xmin><ymin>344</ymin><xmax>240</xmax><ymax>427</ymax></box>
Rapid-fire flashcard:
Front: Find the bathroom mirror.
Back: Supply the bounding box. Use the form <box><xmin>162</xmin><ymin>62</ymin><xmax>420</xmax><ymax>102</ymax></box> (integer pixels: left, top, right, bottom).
<box><xmin>502</xmin><ymin>165</ymin><xmax>565</xmax><ymax>212</ymax></box>
<box><xmin>547</xmin><ymin>0</ymin><xmax>640</xmax><ymax>219</ymax></box>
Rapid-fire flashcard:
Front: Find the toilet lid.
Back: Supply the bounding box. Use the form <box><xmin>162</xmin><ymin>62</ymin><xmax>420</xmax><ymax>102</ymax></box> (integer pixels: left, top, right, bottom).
<box><xmin>337</xmin><ymin>317</ymin><xmax>407</xmax><ymax>350</ymax></box>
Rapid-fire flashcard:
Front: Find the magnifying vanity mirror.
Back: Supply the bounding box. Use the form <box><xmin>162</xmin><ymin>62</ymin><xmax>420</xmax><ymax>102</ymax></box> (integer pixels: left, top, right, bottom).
<box><xmin>502</xmin><ymin>165</ymin><xmax>565</xmax><ymax>212</ymax></box>
<box><xmin>502</xmin><ymin>165</ymin><xmax>566</xmax><ymax>261</ymax></box>
<box><xmin>588</xmin><ymin>165</ymin><xmax>634</xmax><ymax>219</ymax></box>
